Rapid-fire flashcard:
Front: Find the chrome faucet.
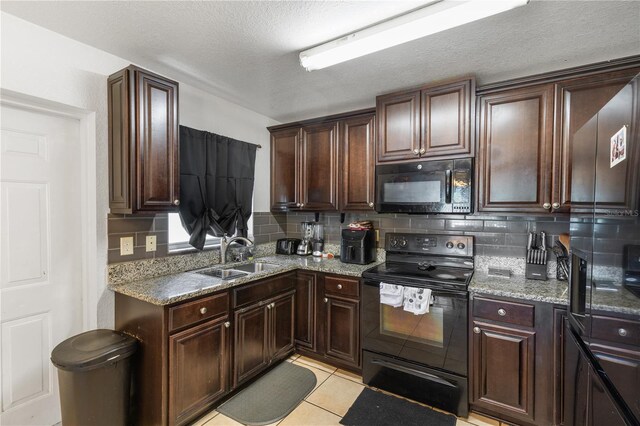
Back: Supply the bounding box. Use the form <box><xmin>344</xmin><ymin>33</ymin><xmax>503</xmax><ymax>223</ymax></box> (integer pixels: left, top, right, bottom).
<box><xmin>220</xmin><ymin>234</ymin><xmax>254</xmax><ymax>264</ymax></box>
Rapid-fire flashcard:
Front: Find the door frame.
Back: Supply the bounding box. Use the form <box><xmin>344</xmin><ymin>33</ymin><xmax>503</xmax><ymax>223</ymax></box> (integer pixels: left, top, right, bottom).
<box><xmin>1</xmin><ymin>89</ymin><xmax>99</xmax><ymax>330</ymax></box>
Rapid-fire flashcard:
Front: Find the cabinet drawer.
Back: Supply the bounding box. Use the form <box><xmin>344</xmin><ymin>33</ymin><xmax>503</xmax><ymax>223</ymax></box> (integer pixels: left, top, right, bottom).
<box><xmin>233</xmin><ymin>272</ymin><xmax>296</xmax><ymax>309</ymax></box>
<box><xmin>591</xmin><ymin>315</ymin><xmax>640</xmax><ymax>348</ymax></box>
<box><xmin>169</xmin><ymin>292</ymin><xmax>229</xmax><ymax>332</ymax></box>
<box><xmin>473</xmin><ymin>297</ymin><xmax>534</xmax><ymax>328</ymax></box>
<box><xmin>324</xmin><ymin>275</ymin><xmax>359</xmax><ymax>298</ymax></box>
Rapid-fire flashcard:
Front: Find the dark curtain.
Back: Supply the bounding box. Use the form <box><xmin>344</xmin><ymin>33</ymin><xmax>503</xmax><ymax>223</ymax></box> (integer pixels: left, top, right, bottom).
<box><xmin>178</xmin><ymin>125</ymin><xmax>257</xmax><ymax>250</ymax></box>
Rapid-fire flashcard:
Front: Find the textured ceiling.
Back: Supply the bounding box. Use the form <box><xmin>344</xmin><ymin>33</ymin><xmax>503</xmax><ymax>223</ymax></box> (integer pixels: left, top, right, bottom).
<box><xmin>2</xmin><ymin>1</ymin><xmax>639</xmax><ymax>122</ymax></box>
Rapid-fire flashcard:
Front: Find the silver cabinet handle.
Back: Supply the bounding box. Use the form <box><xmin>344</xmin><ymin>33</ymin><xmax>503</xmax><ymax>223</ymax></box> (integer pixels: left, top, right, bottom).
<box><xmin>324</xmin><ymin>298</ymin><xmax>328</xmax><ymax>303</ymax></box>
<box><xmin>618</xmin><ymin>328</ymin><xmax>628</xmax><ymax>337</ymax></box>
<box><xmin>473</xmin><ymin>327</ymin><xmax>481</xmax><ymax>334</ymax></box>
<box><xmin>498</xmin><ymin>308</ymin><xmax>506</xmax><ymax>316</ymax></box>
<box><xmin>224</xmin><ymin>321</ymin><xmax>230</xmax><ymax>328</ymax></box>
<box><xmin>543</xmin><ymin>202</ymin><xmax>551</xmax><ymax>210</ymax></box>
<box><xmin>337</xmin><ymin>284</ymin><xmax>342</xmax><ymax>290</ymax></box>
<box><xmin>419</xmin><ymin>148</ymin><xmax>426</xmax><ymax>154</ymax></box>
<box><xmin>369</xmin><ymin>202</ymin><xmax>374</xmax><ymax>207</ymax></box>
<box><xmin>552</xmin><ymin>202</ymin><xmax>560</xmax><ymax>210</ymax></box>
<box><xmin>173</xmin><ymin>199</ymin><xmax>180</xmax><ymax>206</ymax></box>
<box><xmin>413</xmin><ymin>149</ymin><xmax>419</xmax><ymax>155</ymax></box>
<box><xmin>200</xmin><ymin>307</ymin><xmax>208</xmax><ymax>315</ymax></box>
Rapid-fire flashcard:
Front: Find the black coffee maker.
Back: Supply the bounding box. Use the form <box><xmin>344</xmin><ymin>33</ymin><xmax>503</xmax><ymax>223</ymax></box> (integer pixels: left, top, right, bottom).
<box><xmin>340</xmin><ymin>229</ymin><xmax>376</xmax><ymax>265</ymax></box>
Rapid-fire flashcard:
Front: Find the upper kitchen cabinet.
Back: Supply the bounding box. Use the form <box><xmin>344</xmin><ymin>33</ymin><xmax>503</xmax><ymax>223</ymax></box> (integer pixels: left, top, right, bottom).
<box><xmin>556</xmin><ymin>68</ymin><xmax>640</xmax><ymax>213</ymax></box>
<box><xmin>340</xmin><ymin>113</ymin><xmax>376</xmax><ymax>211</ymax></box>
<box><xmin>270</xmin><ymin>127</ymin><xmax>301</xmax><ymax>211</ymax></box>
<box><xmin>477</xmin><ymin>84</ymin><xmax>555</xmax><ymax>214</ymax></box>
<box><xmin>300</xmin><ymin>122</ymin><xmax>339</xmax><ymax>211</ymax></box>
<box><xmin>376</xmin><ymin>77</ymin><xmax>474</xmax><ymax>163</ymax></box>
<box><xmin>108</xmin><ymin>65</ymin><xmax>179</xmax><ymax>214</ymax></box>
<box><xmin>268</xmin><ymin>109</ymin><xmax>375</xmax><ymax>212</ymax></box>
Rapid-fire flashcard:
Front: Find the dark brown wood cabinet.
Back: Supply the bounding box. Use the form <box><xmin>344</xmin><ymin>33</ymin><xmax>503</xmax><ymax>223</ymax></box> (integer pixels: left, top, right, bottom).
<box><xmin>295</xmin><ymin>271</ymin><xmax>318</xmax><ymax>351</ymax></box>
<box><xmin>300</xmin><ymin>122</ymin><xmax>339</xmax><ymax>211</ymax></box>
<box><xmin>470</xmin><ymin>296</ymin><xmax>561</xmax><ymax>426</ymax></box>
<box><xmin>477</xmin><ymin>84</ymin><xmax>555</xmax><ymax>214</ymax></box>
<box><xmin>376</xmin><ymin>77</ymin><xmax>474</xmax><ymax>163</ymax></box>
<box><xmin>115</xmin><ymin>291</ymin><xmax>230</xmax><ymax>426</ymax></box>
<box><xmin>108</xmin><ymin>65</ymin><xmax>179</xmax><ymax>214</ymax></box>
<box><xmin>269</xmin><ymin>109</ymin><xmax>375</xmax><ymax>212</ymax></box>
<box><xmin>324</xmin><ymin>293</ymin><xmax>360</xmax><ymax>367</ymax></box>
<box><xmin>232</xmin><ymin>273</ymin><xmax>296</xmax><ymax>386</ymax></box>
<box><xmin>341</xmin><ymin>113</ymin><xmax>376</xmax><ymax>211</ymax></box>
<box><xmin>169</xmin><ymin>317</ymin><xmax>229</xmax><ymax>425</ymax></box>
<box><xmin>270</xmin><ymin>128</ymin><xmax>300</xmax><ymax>211</ymax></box>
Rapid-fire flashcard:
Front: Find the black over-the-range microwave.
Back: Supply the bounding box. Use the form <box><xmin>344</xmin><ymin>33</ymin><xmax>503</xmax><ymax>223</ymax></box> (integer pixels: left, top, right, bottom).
<box><xmin>375</xmin><ymin>158</ymin><xmax>472</xmax><ymax>214</ymax></box>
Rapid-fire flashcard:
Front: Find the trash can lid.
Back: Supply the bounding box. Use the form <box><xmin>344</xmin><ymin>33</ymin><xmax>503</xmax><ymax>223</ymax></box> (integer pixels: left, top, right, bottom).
<box><xmin>51</xmin><ymin>329</ymin><xmax>137</xmax><ymax>371</ymax></box>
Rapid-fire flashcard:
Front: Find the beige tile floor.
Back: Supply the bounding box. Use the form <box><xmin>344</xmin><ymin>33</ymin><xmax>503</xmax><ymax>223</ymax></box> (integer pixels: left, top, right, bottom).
<box><xmin>192</xmin><ymin>354</ymin><xmax>509</xmax><ymax>426</ymax></box>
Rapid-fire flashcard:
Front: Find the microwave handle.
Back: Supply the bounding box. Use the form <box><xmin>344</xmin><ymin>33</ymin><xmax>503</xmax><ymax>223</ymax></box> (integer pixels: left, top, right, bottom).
<box><xmin>445</xmin><ymin>169</ymin><xmax>452</xmax><ymax>204</ymax></box>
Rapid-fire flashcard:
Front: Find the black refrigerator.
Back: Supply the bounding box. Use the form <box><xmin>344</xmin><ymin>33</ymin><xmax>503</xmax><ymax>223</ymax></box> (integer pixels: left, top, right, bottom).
<box><xmin>565</xmin><ymin>73</ymin><xmax>640</xmax><ymax>425</ymax></box>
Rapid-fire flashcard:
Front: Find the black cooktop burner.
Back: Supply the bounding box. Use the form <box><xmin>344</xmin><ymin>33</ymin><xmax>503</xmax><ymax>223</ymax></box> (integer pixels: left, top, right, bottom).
<box><xmin>363</xmin><ymin>261</ymin><xmax>473</xmax><ymax>288</ymax></box>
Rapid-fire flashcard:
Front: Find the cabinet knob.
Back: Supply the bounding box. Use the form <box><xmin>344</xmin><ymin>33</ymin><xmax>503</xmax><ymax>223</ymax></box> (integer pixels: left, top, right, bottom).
<box><xmin>337</xmin><ymin>284</ymin><xmax>342</xmax><ymax>290</ymax></box>
<box><xmin>419</xmin><ymin>148</ymin><xmax>426</xmax><ymax>154</ymax></box>
<box><xmin>543</xmin><ymin>202</ymin><xmax>551</xmax><ymax>210</ymax></box>
<box><xmin>173</xmin><ymin>199</ymin><xmax>180</xmax><ymax>206</ymax></box>
<box><xmin>199</xmin><ymin>307</ymin><xmax>208</xmax><ymax>315</ymax></box>
<box><xmin>413</xmin><ymin>149</ymin><xmax>420</xmax><ymax>155</ymax></box>
<box><xmin>300</xmin><ymin>203</ymin><xmax>305</xmax><ymax>208</ymax></box>
<box><xmin>618</xmin><ymin>328</ymin><xmax>628</xmax><ymax>337</ymax></box>
<box><xmin>498</xmin><ymin>308</ymin><xmax>506</xmax><ymax>316</ymax></box>
<box><xmin>324</xmin><ymin>298</ymin><xmax>329</xmax><ymax>303</ymax></box>
<box><xmin>296</xmin><ymin>203</ymin><xmax>301</xmax><ymax>207</ymax></box>
<box><xmin>369</xmin><ymin>202</ymin><xmax>374</xmax><ymax>208</ymax></box>
<box><xmin>473</xmin><ymin>327</ymin><xmax>481</xmax><ymax>334</ymax></box>
<box><xmin>271</xmin><ymin>302</ymin><xmax>275</xmax><ymax>308</ymax></box>
<box><xmin>552</xmin><ymin>202</ymin><xmax>560</xmax><ymax>210</ymax></box>
<box><xmin>224</xmin><ymin>321</ymin><xmax>230</xmax><ymax>328</ymax></box>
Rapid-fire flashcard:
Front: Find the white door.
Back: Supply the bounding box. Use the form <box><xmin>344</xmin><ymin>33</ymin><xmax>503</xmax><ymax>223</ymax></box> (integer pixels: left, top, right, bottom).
<box><xmin>1</xmin><ymin>104</ymin><xmax>84</xmax><ymax>425</ymax></box>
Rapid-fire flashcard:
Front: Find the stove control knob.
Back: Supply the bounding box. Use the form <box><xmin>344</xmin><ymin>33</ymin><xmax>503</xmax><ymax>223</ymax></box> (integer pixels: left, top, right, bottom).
<box><xmin>390</xmin><ymin>238</ymin><xmax>398</xmax><ymax>247</ymax></box>
<box><xmin>399</xmin><ymin>239</ymin><xmax>408</xmax><ymax>248</ymax></box>
<box><xmin>446</xmin><ymin>241</ymin><xmax>454</xmax><ymax>249</ymax></box>
<box><xmin>457</xmin><ymin>242</ymin><xmax>466</xmax><ymax>250</ymax></box>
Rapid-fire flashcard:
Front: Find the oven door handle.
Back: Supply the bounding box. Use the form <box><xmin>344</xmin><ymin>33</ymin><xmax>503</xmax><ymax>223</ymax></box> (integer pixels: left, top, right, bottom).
<box><xmin>445</xmin><ymin>169</ymin><xmax>452</xmax><ymax>204</ymax></box>
<box><xmin>371</xmin><ymin>358</ymin><xmax>457</xmax><ymax>388</ymax></box>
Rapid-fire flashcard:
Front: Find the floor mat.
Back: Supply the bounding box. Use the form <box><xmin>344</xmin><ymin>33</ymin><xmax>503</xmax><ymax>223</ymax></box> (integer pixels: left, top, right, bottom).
<box><xmin>340</xmin><ymin>388</ymin><xmax>457</xmax><ymax>426</ymax></box>
<box><xmin>217</xmin><ymin>361</ymin><xmax>317</xmax><ymax>425</ymax></box>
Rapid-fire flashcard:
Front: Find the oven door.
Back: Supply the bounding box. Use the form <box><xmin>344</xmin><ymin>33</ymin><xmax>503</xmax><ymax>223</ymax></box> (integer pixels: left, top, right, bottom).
<box><xmin>361</xmin><ymin>279</ymin><xmax>468</xmax><ymax>376</ymax></box>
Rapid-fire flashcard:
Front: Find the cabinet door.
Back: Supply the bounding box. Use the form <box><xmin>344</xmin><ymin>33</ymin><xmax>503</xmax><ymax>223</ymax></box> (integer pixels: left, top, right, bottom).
<box><xmin>270</xmin><ymin>291</ymin><xmax>295</xmax><ymax>360</ymax></box>
<box><xmin>592</xmin><ymin>344</ymin><xmax>640</xmax><ymax>421</ymax></box>
<box><xmin>421</xmin><ymin>78</ymin><xmax>473</xmax><ymax>158</ymax></box>
<box><xmin>376</xmin><ymin>91</ymin><xmax>421</xmax><ymax>163</ymax></box>
<box><xmin>135</xmin><ymin>69</ymin><xmax>179</xmax><ymax>212</ymax></box>
<box><xmin>471</xmin><ymin>321</ymin><xmax>535</xmax><ymax>423</ymax></box>
<box><xmin>341</xmin><ymin>114</ymin><xmax>376</xmax><ymax>211</ymax></box>
<box><xmin>295</xmin><ymin>271</ymin><xmax>317</xmax><ymax>351</ymax></box>
<box><xmin>588</xmin><ymin>364</ymin><xmax>628</xmax><ymax>426</ymax></box>
<box><xmin>563</xmin><ymin>324</ymin><xmax>589</xmax><ymax>426</ymax></box>
<box><xmin>300</xmin><ymin>122</ymin><xmax>339</xmax><ymax>211</ymax></box>
<box><xmin>169</xmin><ymin>318</ymin><xmax>229</xmax><ymax>426</ymax></box>
<box><xmin>477</xmin><ymin>85</ymin><xmax>554</xmax><ymax>213</ymax></box>
<box><xmin>270</xmin><ymin>128</ymin><xmax>300</xmax><ymax>211</ymax></box>
<box><xmin>234</xmin><ymin>303</ymin><xmax>268</xmax><ymax>387</ymax></box>
<box><xmin>324</xmin><ymin>295</ymin><xmax>360</xmax><ymax>368</ymax></box>
<box><xmin>108</xmin><ymin>68</ymin><xmax>133</xmax><ymax>213</ymax></box>
<box><xmin>554</xmin><ymin>69</ymin><xmax>639</xmax><ymax>212</ymax></box>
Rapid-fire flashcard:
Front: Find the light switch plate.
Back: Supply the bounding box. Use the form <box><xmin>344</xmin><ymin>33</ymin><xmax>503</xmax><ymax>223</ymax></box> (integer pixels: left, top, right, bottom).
<box><xmin>146</xmin><ymin>235</ymin><xmax>157</xmax><ymax>252</ymax></box>
<box><xmin>120</xmin><ymin>236</ymin><xmax>134</xmax><ymax>256</ymax></box>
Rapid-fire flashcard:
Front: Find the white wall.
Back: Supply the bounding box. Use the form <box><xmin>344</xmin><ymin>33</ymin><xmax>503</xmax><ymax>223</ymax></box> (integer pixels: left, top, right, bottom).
<box><xmin>1</xmin><ymin>12</ymin><xmax>277</xmax><ymax>328</ymax></box>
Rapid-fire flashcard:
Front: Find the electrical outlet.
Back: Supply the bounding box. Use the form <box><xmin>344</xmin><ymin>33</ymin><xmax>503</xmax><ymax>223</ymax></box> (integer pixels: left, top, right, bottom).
<box><xmin>120</xmin><ymin>236</ymin><xmax>134</xmax><ymax>256</ymax></box>
<box><xmin>146</xmin><ymin>235</ymin><xmax>157</xmax><ymax>252</ymax></box>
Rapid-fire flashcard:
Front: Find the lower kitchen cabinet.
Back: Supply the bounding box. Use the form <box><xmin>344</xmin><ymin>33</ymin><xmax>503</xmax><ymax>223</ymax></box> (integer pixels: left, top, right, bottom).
<box><xmin>169</xmin><ymin>317</ymin><xmax>230</xmax><ymax>425</ymax></box>
<box><xmin>470</xmin><ymin>295</ymin><xmax>562</xmax><ymax>426</ymax></box>
<box><xmin>295</xmin><ymin>272</ymin><xmax>361</xmax><ymax>372</ymax></box>
<box><xmin>232</xmin><ymin>272</ymin><xmax>296</xmax><ymax>387</ymax></box>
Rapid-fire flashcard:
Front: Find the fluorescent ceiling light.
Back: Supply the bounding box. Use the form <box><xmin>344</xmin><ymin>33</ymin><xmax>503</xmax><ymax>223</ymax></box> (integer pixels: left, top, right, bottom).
<box><xmin>299</xmin><ymin>0</ymin><xmax>529</xmax><ymax>71</ymax></box>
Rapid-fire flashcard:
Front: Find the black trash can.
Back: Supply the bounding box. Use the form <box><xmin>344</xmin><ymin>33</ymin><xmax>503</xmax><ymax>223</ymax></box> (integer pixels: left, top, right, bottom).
<box><xmin>51</xmin><ymin>329</ymin><xmax>137</xmax><ymax>426</ymax></box>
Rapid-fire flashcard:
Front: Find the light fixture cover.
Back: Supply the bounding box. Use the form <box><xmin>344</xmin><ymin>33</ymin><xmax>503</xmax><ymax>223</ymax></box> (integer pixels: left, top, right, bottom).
<box><xmin>299</xmin><ymin>0</ymin><xmax>529</xmax><ymax>71</ymax></box>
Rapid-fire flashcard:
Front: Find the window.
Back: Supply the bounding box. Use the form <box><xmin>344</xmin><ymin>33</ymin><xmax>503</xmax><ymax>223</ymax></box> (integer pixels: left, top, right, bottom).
<box><xmin>168</xmin><ymin>213</ymin><xmax>254</xmax><ymax>252</ymax></box>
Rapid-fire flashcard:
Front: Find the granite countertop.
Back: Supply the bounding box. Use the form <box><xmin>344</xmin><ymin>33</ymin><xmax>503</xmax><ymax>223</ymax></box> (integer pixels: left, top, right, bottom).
<box><xmin>469</xmin><ymin>271</ymin><xmax>570</xmax><ymax>305</ymax></box>
<box><xmin>108</xmin><ymin>255</ymin><xmax>382</xmax><ymax>306</ymax></box>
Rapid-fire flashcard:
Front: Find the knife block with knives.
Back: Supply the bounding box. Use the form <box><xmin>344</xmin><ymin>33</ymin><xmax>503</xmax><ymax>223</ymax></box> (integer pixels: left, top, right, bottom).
<box><xmin>526</xmin><ymin>231</ymin><xmax>548</xmax><ymax>280</ymax></box>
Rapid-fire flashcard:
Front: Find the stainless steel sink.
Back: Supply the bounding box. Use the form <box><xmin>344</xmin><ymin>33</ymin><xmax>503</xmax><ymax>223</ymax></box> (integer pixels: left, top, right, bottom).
<box><xmin>230</xmin><ymin>262</ymin><xmax>280</xmax><ymax>273</ymax></box>
<box><xmin>197</xmin><ymin>268</ymin><xmax>249</xmax><ymax>280</ymax></box>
